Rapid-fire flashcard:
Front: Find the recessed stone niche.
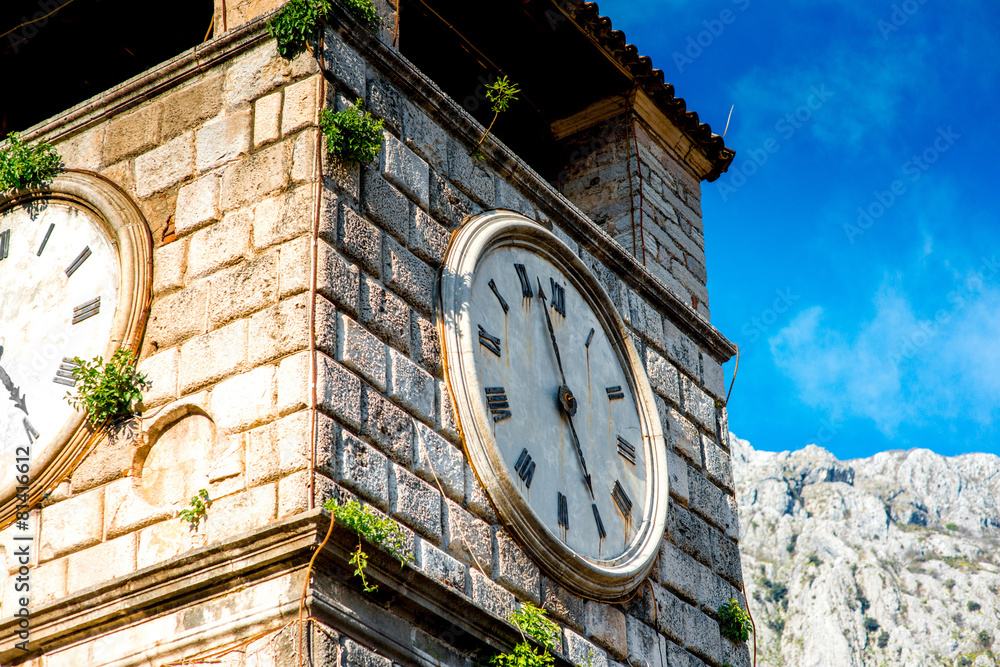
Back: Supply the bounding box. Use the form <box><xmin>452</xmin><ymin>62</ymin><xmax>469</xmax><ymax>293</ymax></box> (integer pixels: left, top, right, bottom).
<box><xmin>139</xmin><ymin>412</ymin><xmax>214</xmax><ymax>507</ymax></box>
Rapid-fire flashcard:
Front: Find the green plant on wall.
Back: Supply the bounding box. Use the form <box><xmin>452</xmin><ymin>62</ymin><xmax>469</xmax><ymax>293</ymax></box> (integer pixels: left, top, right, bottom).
<box><xmin>0</xmin><ymin>132</ymin><xmax>63</xmax><ymax>192</ymax></box>
<box><xmin>65</xmin><ymin>349</ymin><xmax>149</xmax><ymax>437</ymax></box>
<box><xmin>324</xmin><ymin>498</ymin><xmax>412</xmax><ymax>592</ymax></box>
<box><xmin>268</xmin><ymin>0</ymin><xmax>381</xmax><ymax>58</ymax></box>
<box><xmin>319</xmin><ymin>100</ymin><xmax>384</xmax><ymax>163</ymax></box>
<box><xmin>179</xmin><ymin>489</ymin><xmax>212</xmax><ymax>529</ymax></box>
<box><xmin>718</xmin><ymin>598</ymin><xmax>753</xmax><ymax>643</ymax></box>
<box><xmin>471</xmin><ymin>75</ymin><xmax>520</xmax><ymax>158</ymax></box>
<box><xmin>492</xmin><ymin>602</ymin><xmax>559</xmax><ymax>667</ymax></box>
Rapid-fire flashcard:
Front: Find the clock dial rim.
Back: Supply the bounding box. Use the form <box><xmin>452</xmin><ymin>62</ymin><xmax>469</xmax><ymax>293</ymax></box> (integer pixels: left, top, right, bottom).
<box><xmin>440</xmin><ymin>210</ymin><xmax>668</xmax><ymax>600</ymax></box>
<box><xmin>0</xmin><ymin>170</ymin><xmax>152</xmax><ymax>527</ymax></box>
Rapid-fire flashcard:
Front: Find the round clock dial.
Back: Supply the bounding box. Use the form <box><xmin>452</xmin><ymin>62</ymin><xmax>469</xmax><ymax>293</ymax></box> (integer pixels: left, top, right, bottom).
<box><xmin>0</xmin><ymin>200</ymin><xmax>120</xmax><ymax>490</ymax></box>
<box><xmin>0</xmin><ymin>172</ymin><xmax>152</xmax><ymax>526</ymax></box>
<box><xmin>441</xmin><ymin>211</ymin><xmax>668</xmax><ymax>599</ymax></box>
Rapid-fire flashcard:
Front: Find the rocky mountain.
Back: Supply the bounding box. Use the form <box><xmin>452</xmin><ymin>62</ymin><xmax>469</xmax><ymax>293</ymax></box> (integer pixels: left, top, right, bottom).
<box><xmin>732</xmin><ymin>434</ymin><xmax>1000</xmax><ymax>667</ymax></box>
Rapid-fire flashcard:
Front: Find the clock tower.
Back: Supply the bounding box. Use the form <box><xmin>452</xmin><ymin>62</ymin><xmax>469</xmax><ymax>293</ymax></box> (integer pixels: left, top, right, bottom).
<box><xmin>0</xmin><ymin>2</ymin><xmax>745</xmax><ymax>666</ymax></box>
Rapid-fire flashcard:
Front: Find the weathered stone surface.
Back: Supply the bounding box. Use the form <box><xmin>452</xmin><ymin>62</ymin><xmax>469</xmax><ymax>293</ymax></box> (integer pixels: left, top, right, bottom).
<box><xmin>626</xmin><ymin>616</ymin><xmax>663</xmax><ymax>667</ymax></box>
<box><xmin>468</xmin><ymin>567</ymin><xmax>515</xmax><ymax>619</ymax></box>
<box><xmin>135</xmin><ymin>132</ymin><xmax>194</xmax><ymax>197</ymax></box>
<box><xmin>564</xmin><ymin>629</ymin><xmax>608</xmax><ymax>667</ymax></box>
<box><xmin>664</xmin><ymin>403</ymin><xmax>702</xmax><ymax>466</ymax></box>
<box><xmin>248</xmin><ymin>292</ymin><xmax>311</xmax><ymax>366</ymax></box>
<box><xmin>317</xmin><ymin>239</ymin><xmax>361</xmax><ymax>316</ymax></box>
<box><xmin>663</xmin><ymin>317</ymin><xmax>701</xmax><ymax>378</ymax></box>
<box><xmin>688</xmin><ymin>467</ymin><xmax>731</xmax><ymax>532</ymax></box>
<box><xmin>682</xmin><ymin>375</ymin><xmax>717</xmax><ymax>433</ymax></box>
<box><xmin>417</xmin><ymin>538</ymin><xmax>466</xmax><ymax>593</ymax></box>
<box><xmin>66</xmin><ymin>533</ymin><xmax>137</xmax><ymax>594</ymax></box>
<box><xmin>292</xmin><ymin>127</ymin><xmax>318</xmax><ymax>182</ymax></box>
<box><xmin>340</xmin><ymin>205</ymin><xmax>382</xmax><ymax>278</ymax></box>
<box><xmin>493</xmin><ymin>528</ymin><xmax>540</xmax><ymax>603</ymax></box>
<box><xmin>361</xmin><ymin>277</ymin><xmax>411</xmax><ymax>353</ymax></box>
<box><xmin>186</xmin><ymin>208</ymin><xmax>251</xmax><ymax>280</ymax></box>
<box><xmin>247</xmin><ymin>411</ymin><xmax>311</xmax><ymax>487</ymax></box>
<box><xmin>683</xmin><ymin>605</ymin><xmax>721</xmax><ymax>666</ymax></box>
<box><xmin>409</xmin><ymin>207</ymin><xmax>449</xmax><ymax>267</ymax></box>
<box><xmin>710</xmin><ymin>529</ymin><xmax>743</xmax><ymax>587</ymax></box>
<box><xmin>137</xmin><ymin>347</ymin><xmax>179</xmax><ymax>408</ymax></box>
<box><xmin>179</xmin><ymin>319</ymin><xmax>248</xmax><ymax>393</ymax></box>
<box><xmin>254</xmin><ymin>91</ymin><xmax>283</xmax><ymax>147</ymax></box>
<box><xmin>666</xmin><ymin>448</ymin><xmax>690</xmax><ymax>505</ymax></box>
<box><xmin>383</xmin><ymin>236</ymin><xmax>434</xmax><ymax>315</ymax></box>
<box><xmin>206</xmin><ymin>484</ymin><xmax>278</xmax><ymax>543</ymax></box>
<box><xmin>701</xmin><ymin>354</ymin><xmax>726</xmax><ymax>402</ymax></box>
<box><xmin>585</xmin><ymin>600</ymin><xmax>628</xmax><ymax>660</ymax></box>
<box><xmin>387</xmin><ymin>347</ymin><xmax>434</xmax><ymax>422</ymax></box>
<box><xmin>429</xmin><ymin>170</ymin><xmax>481</xmax><ymax>228</ymax></box>
<box><xmin>442</xmin><ymin>498</ymin><xmax>491</xmax><ymax>569</ymax></box>
<box><xmin>196</xmin><ymin>110</ymin><xmax>251</xmax><ymax>172</ymax></box>
<box><xmin>207</xmin><ymin>252</ymin><xmax>278</xmax><ymax>328</ymax></box>
<box><xmin>703</xmin><ymin>436</ymin><xmax>735</xmax><ymax>494</ymax></box>
<box><xmin>281</xmin><ymin>75</ymin><xmax>319</xmax><ymax>135</ymax></box>
<box><xmin>152</xmin><ymin>237</ymin><xmax>187</xmax><ymax>296</ymax></box>
<box><xmin>316</xmin><ymin>353</ymin><xmax>363</xmax><ymax>429</ymax></box>
<box><xmin>402</xmin><ymin>99</ymin><xmax>448</xmax><ymax>171</ymax></box>
<box><xmin>390</xmin><ymin>463</ymin><xmax>442</xmax><ymax>541</ymax></box>
<box><xmin>210</xmin><ymin>364</ymin><xmax>276</xmax><ymax>433</ymax></box>
<box><xmin>104</xmin><ymin>103</ymin><xmax>162</xmax><ymax>164</ymax></box>
<box><xmin>363</xmin><ymin>168</ymin><xmax>410</xmax><ymax>244</ymax></box>
<box><xmin>361</xmin><ymin>387</ymin><xmax>412</xmax><ymax>464</ymax></box>
<box><xmin>438</xmin><ymin>381</ymin><xmax>460</xmax><ymax>443</ymax></box>
<box><xmin>337</xmin><ymin>312</ymin><xmax>387</xmax><ymax>391</ymax></box>
<box><xmin>220</xmin><ymin>140</ymin><xmax>290</xmax><ymax>211</ymax></box>
<box><xmin>56</xmin><ymin>124</ymin><xmax>104</xmax><ymax>171</ymax></box>
<box><xmin>104</xmin><ymin>478</ymin><xmax>171</xmax><ymax>540</ymax></box>
<box><xmin>252</xmin><ymin>183</ymin><xmax>313</xmax><ymax>250</ymax></box>
<box><xmin>161</xmin><ymin>73</ymin><xmax>223</xmax><ymax>140</ymax></box>
<box><xmin>40</xmin><ymin>490</ymin><xmax>104</xmax><ymax>561</ymax></box>
<box><xmin>223</xmin><ymin>42</ymin><xmax>289</xmax><ymax>110</ymax></box>
<box><xmin>322</xmin><ymin>29</ymin><xmax>365</xmax><ymax>98</ymax></box>
<box><xmin>668</xmin><ymin>504</ymin><xmax>712</xmax><ymax>567</ymax></box>
<box><xmin>412</xmin><ymin>421</ymin><xmax>463</xmax><ymax>502</ymax></box>
<box><xmin>411</xmin><ymin>312</ymin><xmax>441</xmax><ymax>375</ymax></box>
<box><xmin>646</xmin><ymin>347</ymin><xmax>681</xmax><ymax>405</ymax></box>
<box><xmin>465</xmin><ymin>461</ymin><xmax>497</xmax><ymax>524</ymax></box>
<box><xmin>343</xmin><ymin>637</ymin><xmax>391</xmax><ymax>667</ymax></box>
<box><xmin>338</xmin><ymin>433</ymin><xmax>391</xmax><ymax>510</ymax></box>
<box><xmin>659</xmin><ymin>540</ymin><xmax>700</xmax><ymax>604</ymax></box>
<box><xmin>447</xmin><ymin>140</ymin><xmax>494</xmax><ymax>206</ymax></box>
<box><xmin>542</xmin><ymin>577</ymin><xmax>586</xmax><ymax>632</ymax></box>
<box><xmin>175</xmin><ymin>172</ymin><xmax>221</xmax><ymax>237</ymax></box>
<box><xmin>380</xmin><ymin>130</ymin><xmax>429</xmax><ymax>208</ymax></box>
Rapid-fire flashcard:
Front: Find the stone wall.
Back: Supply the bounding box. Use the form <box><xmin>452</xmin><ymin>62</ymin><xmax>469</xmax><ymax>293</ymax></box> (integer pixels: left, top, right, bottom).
<box><xmin>0</xmin><ymin>8</ymin><xmax>745</xmax><ymax>667</ymax></box>
<box><xmin>557</xmin><ymin>112</ymin><xmax>712</xmax><ymax>320</ymax></box>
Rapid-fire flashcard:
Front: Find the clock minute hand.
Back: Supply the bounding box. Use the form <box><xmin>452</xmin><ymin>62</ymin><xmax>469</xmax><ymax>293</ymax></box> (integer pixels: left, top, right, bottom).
<box><xmin>537</xmin><ymin>279</ymin><xmax>593</xmax><ymax>498</ymax></box>
<box><xmin>536</xmin><ymin>278</ymin><xmax>567</xmax><ymax>385</ymax></box>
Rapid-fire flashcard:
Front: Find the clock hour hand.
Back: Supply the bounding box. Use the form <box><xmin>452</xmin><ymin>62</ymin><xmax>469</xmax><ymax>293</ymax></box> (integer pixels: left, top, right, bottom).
<box><xmin>564</xmin><ymin>411</ymin><xmax>594</xmax><ymax>499</ymax></box>
<box><xmin>536</xmin><ymin>278</ymin><xmax>567</xmax><ymax>385</ymax></box>
<box><xmin>0</xmin><ymin>347</ymin><xmax>28</xmax><ymax>415</ymax></box>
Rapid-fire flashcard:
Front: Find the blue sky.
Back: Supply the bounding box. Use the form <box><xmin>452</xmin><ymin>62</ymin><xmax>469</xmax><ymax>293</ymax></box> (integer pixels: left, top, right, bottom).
<box><xmin>597</xmin><ymin>0</ymin><xmax>1000</xmax><ymax>459</ymax></box>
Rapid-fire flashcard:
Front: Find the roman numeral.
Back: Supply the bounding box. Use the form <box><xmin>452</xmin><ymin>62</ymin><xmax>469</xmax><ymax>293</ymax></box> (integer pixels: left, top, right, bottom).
<box><xmin>585</xmin><ymin>328</ymin><xmax>595</xmax><ymax>348</ymax></box>
<box><xmin>549</xmin><ymin>278</ymin><xmax>566</xmax><ymax>316</ymax></box>
<box><xmin>53</xmin><ymin>358</ymin><xmax>80</xmax><ymax>387</ymax></box>
<box><xmin>617</xmin><ymin>436</ymin><xmax>636</xmax><ymax>464</ymax></box>
<box><xmin>65</xmin><ymin>246</ymin><xmax>92</xmax><ymax>277</ymax></box>
<box><xmin>72</xmin><ymin>296</ymin><xmax>101</xmax><ymax>324</ymax></box>
<box><xmin>514</xmin><ymin>447</ymin><xmax>535</xmax><ymax>488</ymax></box>
<box><xmin>0</xmin><ymin>229</ymin><xmax>10</xmax><ymax>260</ymax></box>
<box><xmin>606</xmin><ymin>385</ymin><xmax>624</xmax><ymax>400</ymax></box>
<box><xmin>558</xmin><ymin>492</ymin><xmax>569</xmax><ymax>530</ymax></box>
<box><xmin>612</xmin><ymin>480</ymin><xmax>633</xmax><ymax>518</ymax></box>
<box><xmin>478</xmin><ymin>324</ymin><xmax>502</xmax><ymax>357</ymax></box>
<box><xmin>515</xmin><ymin>263</ymin><xmax>533</xmax><ymax>298</ymax></box>
<box><xmin>23</xmin><ymin>418</ymin><xmax>39</xmax><ymax>444</ymax></box>
<box><xmin>592</xmin><ymin>503</ymin><xmax>606</xmax><ymax>539</ymax></box>
<box><xmin>37</xmin><ymin>223</ymin><xmax>54</xmax><ymax>256</ymax></box>
<box><xmin>485</xmin><ymin>386</ymin><xmax>512</xmax><ymax>422</ymax></box>
<box><xmin>488</xmin><ymin>279</ymin><xmax>509</xmax><ymax>314</ymax></box>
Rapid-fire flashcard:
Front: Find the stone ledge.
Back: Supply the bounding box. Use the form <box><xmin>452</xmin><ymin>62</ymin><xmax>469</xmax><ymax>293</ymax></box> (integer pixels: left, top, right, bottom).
<box><xmin>1</xmin><ymin>508</ymin><xmax>575</xmax><ymax>667</ymax></box>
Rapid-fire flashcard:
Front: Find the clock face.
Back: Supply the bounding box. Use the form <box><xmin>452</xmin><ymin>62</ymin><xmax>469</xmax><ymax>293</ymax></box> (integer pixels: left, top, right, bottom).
<box><xmin>471</xmin><ymin>246</ymin><xmax>645</xmax><ymax>562</ymax></box>
<box><xmin>0</xmin><ymin>200</ymin><xmax>120</xmax><ymax>491</ymax></box>
<box><xmin>441</xmin><ymin>211</ymin><xmax>668</xmax><ymax>599</ymax></box>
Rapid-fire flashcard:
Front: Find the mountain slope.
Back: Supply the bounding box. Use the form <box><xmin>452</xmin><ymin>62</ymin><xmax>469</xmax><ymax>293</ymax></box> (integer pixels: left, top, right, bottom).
<box><xmin>732</xmin><ymin>434</ymin><xmax>1000</xmax><ymax>666</ymax></box>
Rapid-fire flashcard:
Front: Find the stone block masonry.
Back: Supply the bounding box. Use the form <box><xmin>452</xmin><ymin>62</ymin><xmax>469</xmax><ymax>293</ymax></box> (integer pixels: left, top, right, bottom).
<box><xmin>9</xmin><ymin>11</ymin><xmax>742</xmax><ymax>667</ymax></box>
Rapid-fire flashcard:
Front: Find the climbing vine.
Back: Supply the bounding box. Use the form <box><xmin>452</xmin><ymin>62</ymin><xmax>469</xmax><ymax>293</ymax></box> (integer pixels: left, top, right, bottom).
<box><xmin>492</xmin><ymin>602</ymin><xmax>559</xmax><ymax>667</ymax></box>
<box><xmin>471</xmin><ymin>75</ymin><xmax>520</xmax><ymax>158</ymax></box>
<box><xmin>0</xmin><ymin>131</ymin><xmax>62</xmax><ymax>192</ymax></box>
<box><xmin>324</xmin><ymin>498</ymin><xmax>412</xmax><ymax>592</ymax></box>
<box><xmin>319</xmin><ymin>100</ymin><xmax>384</xmax><ymax>163</ymax></box>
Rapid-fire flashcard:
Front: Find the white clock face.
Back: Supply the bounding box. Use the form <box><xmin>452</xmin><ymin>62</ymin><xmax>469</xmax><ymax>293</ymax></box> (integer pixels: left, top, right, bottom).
<box><xmin>441</xmin><ymin>211</ymin><xmax>668</xmax><ymax>599</ymax></box>
<box><xmin>0</xmin><ymin>200</ymin><xmax>120</xmax><ymax>489</ymax></box>
<box><xmin>471</xmin><ymin>246</ymin><xmax>647</xmax><ymax>562</ymax></box>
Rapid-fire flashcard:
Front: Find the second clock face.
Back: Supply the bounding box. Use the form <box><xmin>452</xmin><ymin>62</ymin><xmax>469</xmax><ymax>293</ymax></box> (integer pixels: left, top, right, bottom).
<box><xmin>469</xmin><ymin>245</ymin><xmax>647</xmax><ymax>563</ymax></box>
<box><xmin>0</xmin><ymin>200</ymin><xmax>120</xmax><ymax>491</ymax></box>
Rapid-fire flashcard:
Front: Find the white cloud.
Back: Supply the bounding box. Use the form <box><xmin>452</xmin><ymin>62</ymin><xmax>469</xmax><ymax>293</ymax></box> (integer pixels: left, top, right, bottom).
<box><xmin>769</xmin><ymin>271</ymin><xmax>1000</xmax><ymax>437</ymax></box>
